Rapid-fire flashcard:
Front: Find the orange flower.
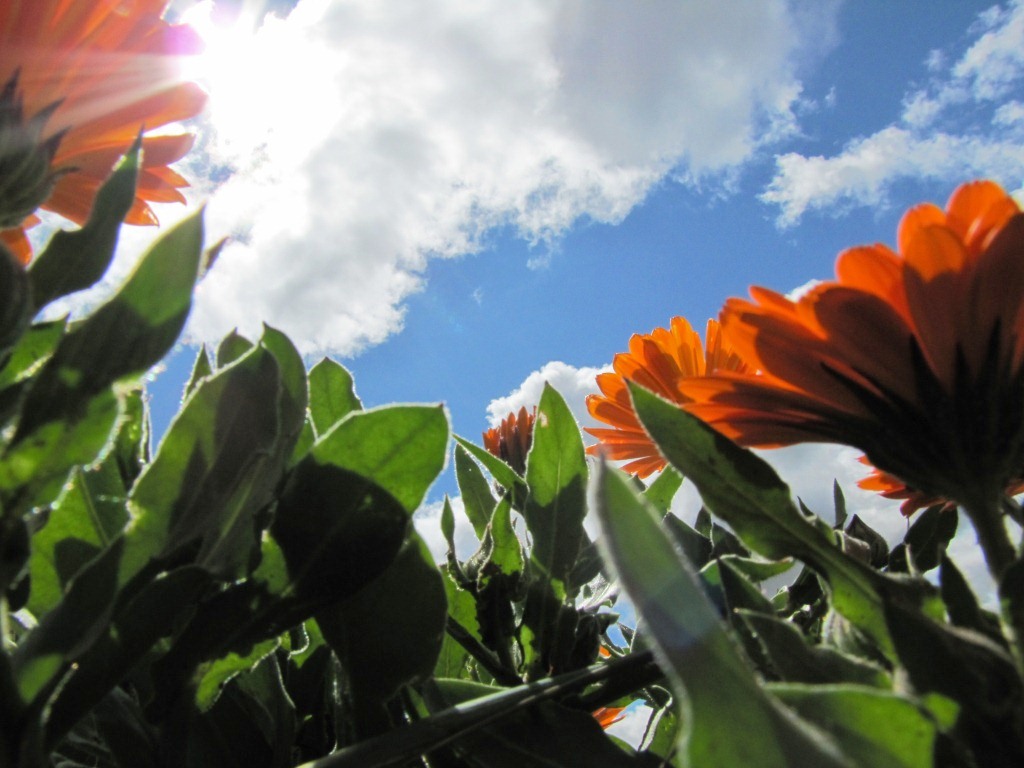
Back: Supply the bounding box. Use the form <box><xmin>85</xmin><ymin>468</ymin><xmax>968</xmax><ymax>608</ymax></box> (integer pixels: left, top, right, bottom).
<box><xmin>859</xmin><ymin>459</ymin><xmax>1024</xmax><ymax>518</ymax></box>
<box><xmin>0</xmin><ymin>0</ymin><xmax>207</xmax><ymax>263</ymax></box>
<box><xmin>857</xmin><ymin>461</ymin><xmax>956</xmax><ymax>518</ymax></box>
<box><xmin>483</xmin><ymin>406</ymin><xmax>535</xmax><ymax>476</ymax></box>
<box><xmin>682</xmin><ymin>181</ymin><xmax>1024</xmax><ymax>522</ymax></box>
<box><xmin>585</xmin><ymin>317</ymin><xmax>749</xmax><ymax>478</ymax></box>
<box><xmin>592</xmin><ymin>706</ymin><xmax>627</xmax><ymax>729</ymax></box>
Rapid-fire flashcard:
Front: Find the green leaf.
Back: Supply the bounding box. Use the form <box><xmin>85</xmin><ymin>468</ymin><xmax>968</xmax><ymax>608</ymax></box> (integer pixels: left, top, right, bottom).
<box><xmin>662</xmin><ymin>513</ymin><xmax>713</xmax><ymax>570</ymax></box>
<box><xmin>436</xmin><ymin>569</ymin><xmax>475</xmax><ymax>679</ymax></box>
<box><xmin>642</xmin><ymin>467</ymin><xmax>683</xmax><ymax>515</ymax></box>
<box><xmin>0</xmin><ymin>318</ymin><xmax>64</xmax><ymax>391</ymax></box>
<box><xmin>2</xmin><ymin>209</ymin><xmax>206</xmax><ymax>513</ymax></box>
<box><xmin>523</xmin><ymin>383</ymin><xmax>587</xmax><ymax>585</ymax></box>
<box><xmin>21</xmin><ymin>329</ymin><xmax>298</xmax><ymax>716</ymax></box>
<box><xmin>419</xmin><ymin>679</ymin><xmax>652</xmax><ymax>768</ymax></box>
<box><xmin>694</xmin><ymin>506</ymin><xmax>712</xmax><ymax>537</ymax></box>
<box><xmin>485</xmin><ymin>495</ymin><xmax>524</xmax><ymax>578</ymax></box>
<box><xmin>517</xmin><ymin>385</ymin><xmax>589</xmax><ymax>678</ymax></box>
<box><xmin>465</xmin><ymin>495</ymin><xmax>524</xmax><ymax>669</ymax></box>
<box><xmin>770</xmin><ymin>684</ymin><xmax>951</xmax><ymax>768</ymax></box>
<box><xmin>121</xmin><ymin>341</ymin><xmax>283</xmax><ymax>583</ymax></box>
<box><xmin>0</xmin><ymin>388</ymin><xmax>120</xmax><ymax>514</ymax></box>
<box><xmin>50</xmin><ymin>687</ymin><xmax>154</xmax><ymax>768</ymax></box>
<box><xmin>719</xmin><ymin>553</ymin><xmax>795</xmax><ymax>581</ymax></box>
<box><xmin>843</xmin><ymin>515</ymin><xmax>889</xmax><ymax>568</ymax></box>
<box><xmin>709</xmin><ymin>521</ymin><xmax>749</xmax><ymax>559</ymax></box>
<box><xmin>711</xmin><ymin>557</ymin><xmax>776</xmax><ymax>615</ymax></box>
<box><xmin>640</xmin><ymin>705</ymin><xmax>680</xmax><ymax>759</ymax></box>
<box><xmin>145</xmin><ymin>487</ymin><xmax>409</xmax><ymax>722</ymax></box>
<box><xmin>453</xmin><ymin>435</ymin><xmax>527</xmax><ymax>499</ymax></box>
<box><xmin>161</xmin><ymin>654</ymin><xmax>296</xmax><ymax>768</ymax></box>
<box><xmin>289</xmin><ymin>419</ymin><xmax>315</xmax><ymax>468</ymax></box>
<box><xmin>832</xmin><ymin>481</ymin><xmax>848</xmax><ymax>528</ymax></box>
<box><xmin>884</xmin><ymin>599</ymin><xmax>1024</xmax><ymax>766</ymax></box>
<box><xmin>440</xmin><ymin>495</ymin><xmax>457</xmax><ymax>554</ymax></box>
<box><xmin>308</xmin><ymin>357</ymin><xmax>362</xmax><ymax>437</ymax></box>
<box><xmin>41</xmin><ymin>566</ymin><xmax>214</xmax><ymax>747</ymax></box>
<box><xmin>442</xmin><ymin>564</ymin><xmax>483</xmax><ymax>644</ymax></box>
<box><xmin>300</xmin><ymin>658</ymin><xmax>651</xmax><ymax>768</ymax></box>
<box><xmin>28</xmin><ymin>143</ymin><xmax>139</xmax><ymax>310</ymax></box>
<box><xmin>318</xmin><ymin>532</ymin><xmax>447</xmax><ymax>736</ymax></box>
<box><xmin>938</xmin><ymin>555</ymin><xmax>1005</xmax><ymax>645</ymax></box>
<box><xmin>0</xmin><ymin>245</ymin><xmax>30</xmax><ymax>357</ymax></box>
<box><xmin>309</xmin><ymin>403</ymin><xmax>449</xmax><ymax>514</ymax></box>
<box><xmin>27</xmin><ymin>387</ymin><xmax>146</xmax><ymax>614</ymax></box>
<box><xmin>454</xmin><ymin>444</ymin><xmax>495</xmax><ymax>540</ymax></box>
<box><xmin>257</xmin><ymin>325</ymin><xmax>308</xmax><ymax>460</ymax></box>
<box><xmin>111</xmin><ymin>386</ymin><xmax>150</xmax><ymax>484</ymax></box>
<box><xmin>215</xmin><ymin>330</ymin><xmax>253</xmax><ymax>369</ymax></box>
<box><xmin>27</xmin><ymin>460</ymin><xmax>129</xmax><ymax>616</ymax></box>
<box><xmin>628</xmin><ymin>382</ymin><xmax>927</xmax><ymax>658</ymax></box>
<box><xmin>0</xmin><ymin>513</ymin><xmax>29</xmax><ymax>609</ymax></box>
<box><xmin>184</xmin><ymin>345</ymin><xmax>212</xmax><ymax>399</ymax></box>
<box><xmin>591</xmin><ymin>462</ymin><xmax>851</xmax><ymax>768</ymax></box>
<box><xmin>890</xmin><ymin>506</ymin><xmax>958</xmax><ymax>574</ymax></box>
<box><xmin>737</xmin><ymin>611</ymin><xmax>890</xmax><ymax>687</ymax></box>
<box><xmin>193</xmin><ymin>638</ymin><xmax>282</xmax><ymax>712</ymax></box>
<box><xmin>19</xmin><ymin>209</ymin><xmax>204</xmax><ymax>437</ymax></box>
<box><xmin>271</xmin><ymin>463</ymin><xmax>410</xmax><ymax>610</ymax></box>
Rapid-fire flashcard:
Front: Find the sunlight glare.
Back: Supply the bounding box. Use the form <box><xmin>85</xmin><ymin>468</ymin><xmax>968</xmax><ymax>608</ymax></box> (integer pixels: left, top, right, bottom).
<box><xmin>181</xmin><ymin>0</ymin><xmax>340</xmax><ymax>163</ymax></box>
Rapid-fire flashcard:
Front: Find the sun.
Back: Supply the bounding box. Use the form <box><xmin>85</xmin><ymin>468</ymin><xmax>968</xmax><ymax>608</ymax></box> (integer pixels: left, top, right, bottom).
<box><xmin>179</xmin><ymin>1</ymin><xmax>281</xmax><ymax>155</ymax></box>
<box><xmin>177</xmin><ymin>0</ymin><xmax>338</xmax><ymax>161</ymax></box>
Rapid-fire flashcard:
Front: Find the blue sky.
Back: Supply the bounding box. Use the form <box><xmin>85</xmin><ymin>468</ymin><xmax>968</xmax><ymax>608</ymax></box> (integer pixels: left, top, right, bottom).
<box><xmin>108</xmin><ymin>0</ymin><xmax>1024</xmax><ymax>583</ymax></box>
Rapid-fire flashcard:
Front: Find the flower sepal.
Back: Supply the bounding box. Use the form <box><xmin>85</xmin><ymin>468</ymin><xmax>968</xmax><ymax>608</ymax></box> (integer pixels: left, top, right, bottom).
<box><xmin>26</xmin><ymin>139</ymin><xmax>141</xmax><ymax>312</ymax></box>
<box><xmin>0</xmin><ymin>240</ymin><xmax>30</xmax><ymax>358</ymax></box>
<box><xmin>0</xmin><ymin>73</ymin><xmax>65</xmax><ymax>233</ymax></box>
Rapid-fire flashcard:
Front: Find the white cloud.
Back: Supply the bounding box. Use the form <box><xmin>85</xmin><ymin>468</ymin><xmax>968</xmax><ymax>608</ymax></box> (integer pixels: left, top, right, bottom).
<box><xmin>604</xmin><ymin>704</ymin><xmax>654</xmax><ymax>748</ymax></box>
<box><xmin>764</xmin><ymin>128</ymin><xmax>1024</xmax><ymax>227</ymax></box>
<box><xmin>485</xmin><ymin>360</ymin><xmax>611</xmax><ymax>428</ymax></box>
<box><xmin>172</xmin><ymin>0</ymin><xmax>811</xmax><ymax>355</ymax></box>
<box><xmin>957</xmin><ymin>0</ymin><xmax>1024</xmax><ymax>99</ymax></box>
<box><xmin>415</xmin><ymin>495</ymin><xmax>481</xmax><ymax>562</ymax></box>
<box><xmin>763</xmin><ymin>0</ymin><xmax>1024</xmax><ymax>225</ymax></box>
<box><xmin>995</xmin><ymin>99</ymin><xmax>1024</xmax><ymax>125</ymax></box>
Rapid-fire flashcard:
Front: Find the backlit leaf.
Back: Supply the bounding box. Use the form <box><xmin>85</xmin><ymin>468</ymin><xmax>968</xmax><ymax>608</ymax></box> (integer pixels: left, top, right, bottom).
<box><xmin>591</xmin><ymin>462</ymin><xmax>851</xmax><ymax>768</ymax></box>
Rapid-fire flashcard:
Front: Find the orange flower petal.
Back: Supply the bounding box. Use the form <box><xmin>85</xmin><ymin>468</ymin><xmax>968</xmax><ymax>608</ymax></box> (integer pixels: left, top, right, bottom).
<box><xmin>0</xmin><ymin>227</ymin><xmax>32</xmax><ymax>265</ymax></box>
<box><xmin>682</xmin><ymin>180</ymin><xmax>1024</xmax><ymax>513</ymax></box>
<box><xmin>1</xmin><ymin>1</ymin><xmax>206</xmax><ymax>260</ymax></box>
<box><xmin>587</xmin><ymin>318</ymin><xmax>749</xmax><ymax>477</ymax></box>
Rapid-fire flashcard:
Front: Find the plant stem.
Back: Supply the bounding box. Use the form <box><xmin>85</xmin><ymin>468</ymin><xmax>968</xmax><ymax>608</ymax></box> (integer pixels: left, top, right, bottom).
<box><xmin>965</xmin><ymin>496</ymin><xmax>1016</xmax><ymax>581</ymax></box>
<box><xmin>445</xmin><ymin>618</ymin><xmax>521</xmax><ymax>686</ymax></box>
<box><xmin>0</xmin><ymin>595</ymin><xmax>11</xmax><ymax>654</ymax></box>
<box><xmin>964</xmin><ymin>495</ymin><xmax>1024</xmax><ymax>668</ymax></box>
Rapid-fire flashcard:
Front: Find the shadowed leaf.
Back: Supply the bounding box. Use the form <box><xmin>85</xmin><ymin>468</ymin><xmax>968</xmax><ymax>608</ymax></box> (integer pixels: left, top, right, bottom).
<box><xmin>591</xmin><ymin>462</ymin><xmax>851</xmax><ymax>768</ymax></box>
<box><xmin>310</xmin><ymin>403</ymin><xmax>449</xmax><ymax>514</ymax></box>
<box><xmin>628</xmin><ymin>382</ymin><xmax>936</xmax><ymax>659</ymax></box>
<box><xmin>28</xmin><ymin>144</ymin><xmax>140</xmax><ymax>310</ymax></box>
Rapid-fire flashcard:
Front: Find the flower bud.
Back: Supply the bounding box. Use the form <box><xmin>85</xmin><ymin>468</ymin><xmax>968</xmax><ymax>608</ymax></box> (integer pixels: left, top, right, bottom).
<box><xmin>0</xmin><ymin>72</ymin><xmax>65</xmax><ymax>230</ymax></box>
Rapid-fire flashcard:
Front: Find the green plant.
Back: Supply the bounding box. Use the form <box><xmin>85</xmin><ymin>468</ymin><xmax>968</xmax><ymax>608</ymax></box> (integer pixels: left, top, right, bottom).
<box><xmin>2</xmin><ymin>148</ymin><xmax>1022</xmax><ymax>767</ymax></box>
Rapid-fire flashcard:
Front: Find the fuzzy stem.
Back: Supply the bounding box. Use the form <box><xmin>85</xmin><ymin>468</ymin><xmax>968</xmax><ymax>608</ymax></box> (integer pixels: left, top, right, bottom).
<box><xmin>0</xmin><ymin>596</ymin><xmax>10</xmax><ymax>653</ymax></box>
<box><xmin>965</xmin><ymin>496</ymin><xmax>1017</xmax><ymax>581</ymax></box>
<box><xmin>964</xmin><ymin>495</ymin><xmax>1024</xmax><ymax>668</ymax></box>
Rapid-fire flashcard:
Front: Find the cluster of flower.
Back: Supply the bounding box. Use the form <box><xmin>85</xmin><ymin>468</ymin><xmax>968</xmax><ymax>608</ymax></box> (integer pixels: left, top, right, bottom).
<box><xmin>485</xmin><ymin>181</ymin><xmax>1024</xmax><ymax>583</ymax></box>
<box><xmin>585</xmin><ymin>181</ymin><xmax>1024</xmax><ymax>527</ymax></box>
<box><xmin>0</xmin><ymin>0</ymin><xmax>206</xmax><ymax>264</ymax></box>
